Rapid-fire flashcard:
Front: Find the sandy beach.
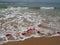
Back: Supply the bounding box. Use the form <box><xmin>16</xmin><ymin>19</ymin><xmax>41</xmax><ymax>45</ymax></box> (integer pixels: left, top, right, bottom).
<box><xmin>1</xmin><ymin>36</ymin><xmax>60</xmax><ymax>45</ymax></box>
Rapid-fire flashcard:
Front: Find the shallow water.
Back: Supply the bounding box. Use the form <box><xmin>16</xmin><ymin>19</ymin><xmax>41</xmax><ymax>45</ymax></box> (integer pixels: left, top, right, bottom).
<box><xmin>0</xmin><ymin>7</ymin><xmax>60</xmax><ymax>44</ymax></box>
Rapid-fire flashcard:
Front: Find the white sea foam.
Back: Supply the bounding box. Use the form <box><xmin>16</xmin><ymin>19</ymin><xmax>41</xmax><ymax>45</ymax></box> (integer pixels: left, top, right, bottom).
<box><xmin>40</xmin><ymin>7</ymin><xmax>54</xmax><ymax>9</ymax></box>
<box><xmin>0</xmin><ymin>7</ymin><xmax>60</xmax><ymax>44</ymax></box>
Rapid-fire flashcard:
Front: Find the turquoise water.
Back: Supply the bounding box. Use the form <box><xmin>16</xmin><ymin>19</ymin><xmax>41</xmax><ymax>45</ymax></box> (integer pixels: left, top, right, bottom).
<box><xmin>0</xmin><ymin>2</ymin><xmax>60</xmax><ymax>8</ymax></box>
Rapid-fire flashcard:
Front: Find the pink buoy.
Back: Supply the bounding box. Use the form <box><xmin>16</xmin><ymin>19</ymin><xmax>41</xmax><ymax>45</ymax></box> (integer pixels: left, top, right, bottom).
<box><xmin>6</xmin><ymin>34</ymin><xmax>11</xmax><ymax>36</ymax></box>
<box><xmin>22</xmin><ymin>31</ymin><xmax>27</xmax><ymax>35</ymax></box>
<box><xmin>22</xmin><ymin>33</ymin><xmax>26</xmax><ymax>35</ymax></box>
<box><xmin>26</xmin><ymin>27</ymin><xmax>35</xmax><ymax>33</ymax></box>
<box><xmin>57</xmin><ymin>32</ymin><xmax>60</xmax><ymax>34</ymax></box>
<box><xmin>37</xmin><ymin>31</ymin><xmax>40</xmax><ymax>33</ymax></box>
<box><xmin>26</xmin><ymin>30</ymin><xmax>30</xmax><ymax>33</ymax></box>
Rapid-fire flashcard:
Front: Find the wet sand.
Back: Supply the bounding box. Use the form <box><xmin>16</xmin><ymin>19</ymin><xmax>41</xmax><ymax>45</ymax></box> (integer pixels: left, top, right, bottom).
<box><xmin>1</xmin><ymin>36</ymin><xmax>60</xmax><ymax>45</ymax></box>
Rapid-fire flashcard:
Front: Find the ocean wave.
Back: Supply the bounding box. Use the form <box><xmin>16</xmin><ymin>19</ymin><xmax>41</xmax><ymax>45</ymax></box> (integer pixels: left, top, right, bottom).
<box><xmin>0</xmin><ymin>7</ymin><xmax>60</xmax><ymax>44</ymax></box>
<box><xmin>40</xmin><ymin>7</ymin><xmax>54</xmax><ymax>9</ymax></box>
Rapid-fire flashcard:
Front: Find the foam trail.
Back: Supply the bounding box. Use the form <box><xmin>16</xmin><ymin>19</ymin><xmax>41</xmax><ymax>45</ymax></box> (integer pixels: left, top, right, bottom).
<box><xmin>40</xmin><ymin>7</ymin><xmax>54</xmax><ymax>9</ymax></box>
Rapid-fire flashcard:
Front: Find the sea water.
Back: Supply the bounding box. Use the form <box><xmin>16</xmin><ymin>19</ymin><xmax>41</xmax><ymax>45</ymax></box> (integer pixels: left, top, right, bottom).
<box><xmin>0</xmin><ymin>2</ymin><xmax>60</xmax><ymax>44</ymax></box>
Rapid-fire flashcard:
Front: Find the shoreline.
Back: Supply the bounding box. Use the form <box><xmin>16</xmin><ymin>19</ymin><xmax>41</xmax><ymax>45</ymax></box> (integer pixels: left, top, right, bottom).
<box><xmin>1</xmin><ymin>36</ymin><xmax>60</xmax><ymax>45</ymax></box>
